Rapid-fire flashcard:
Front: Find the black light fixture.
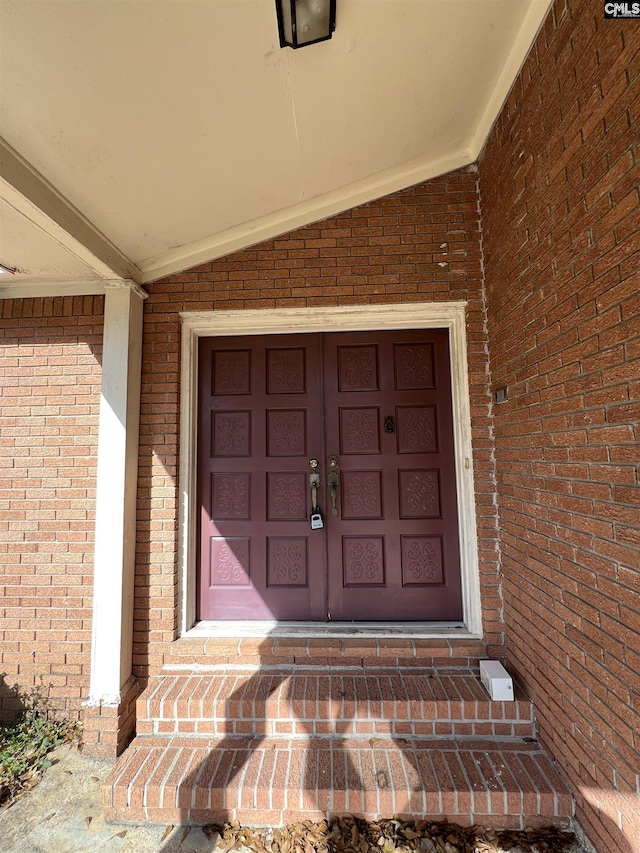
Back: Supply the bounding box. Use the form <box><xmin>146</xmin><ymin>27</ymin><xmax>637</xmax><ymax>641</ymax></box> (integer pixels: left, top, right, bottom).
<box><xmin>275</xmin><ymin>0</ymin><xmax>336</xmax><ymax>49</ymax></box>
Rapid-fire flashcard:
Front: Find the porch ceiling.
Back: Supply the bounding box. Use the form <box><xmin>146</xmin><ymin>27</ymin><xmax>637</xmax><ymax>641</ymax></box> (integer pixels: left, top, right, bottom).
<box><xmin>0</xmin><ymin>0</ymin><xmax>551</xmax><ymax>289</ymax></box>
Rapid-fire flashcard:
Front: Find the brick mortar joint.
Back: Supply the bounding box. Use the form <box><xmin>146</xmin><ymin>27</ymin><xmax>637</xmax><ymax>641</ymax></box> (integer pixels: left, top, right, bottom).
<box><xmin>475</xmin><ymin>164</ymin><xmax>504</xmax><ymax>638</ymax></box>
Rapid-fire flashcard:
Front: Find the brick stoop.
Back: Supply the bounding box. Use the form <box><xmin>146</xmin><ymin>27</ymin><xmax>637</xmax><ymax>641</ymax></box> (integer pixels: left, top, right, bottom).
<box><xmin>161</xmin><ymin>635</ymin><xmax>488</xmax><ymax>670</ymax></box>
<box><xmin>103</xmin><ymin>735</ymin><xmax>572</xmax><ymax>829</ymax></box>
<box><xmin>134</xmin><ymin>670</ymin><xmax>535</xmax><ymax>740</ymax></box>
<box><xmin>103</xmin><ymin>638</ymin><xmax>573</xmax><ymax>829</ymax></box>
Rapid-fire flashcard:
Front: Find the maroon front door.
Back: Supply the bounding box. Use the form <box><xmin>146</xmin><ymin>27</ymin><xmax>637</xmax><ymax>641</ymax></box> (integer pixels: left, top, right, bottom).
<box><xmin>198</xmin><ymin>330</ymin><xmax>463</xmax><ymax>621</ymax></box>
<box><xmin>198</xmin><ymin>334</ymin><xmax>327</xmax><ymax>620</ymax></box>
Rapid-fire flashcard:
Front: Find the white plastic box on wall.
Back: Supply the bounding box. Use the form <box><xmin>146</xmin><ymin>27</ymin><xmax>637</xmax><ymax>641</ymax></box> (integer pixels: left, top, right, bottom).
<box><xmin>480</xmin><ymin>660</ymin><xmax>514</xmax><ymax>701</ymax></box>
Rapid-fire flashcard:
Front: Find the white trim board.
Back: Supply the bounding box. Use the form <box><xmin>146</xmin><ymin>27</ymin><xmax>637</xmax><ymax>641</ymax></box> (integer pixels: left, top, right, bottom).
<box><xmin>0</xmin><ymin>278</ymin><xmax>148</xmax><ymax>300</ymax></box>
<box><xmin>178</xmin><ymin>302</ymin><xmax>483</xmax><ymax>637</ymax></box>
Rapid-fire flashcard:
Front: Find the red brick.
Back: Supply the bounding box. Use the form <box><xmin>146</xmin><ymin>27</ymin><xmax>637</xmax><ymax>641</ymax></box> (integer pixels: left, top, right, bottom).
<box><xmin>0</xmin><ymin>298</ymin><xmax>102</xmax><ymax>720</ymax></box>
<box><xmin>480</xmin><ymin>5</ymin><xmax>639</xmax><ymax>852</ymax></box>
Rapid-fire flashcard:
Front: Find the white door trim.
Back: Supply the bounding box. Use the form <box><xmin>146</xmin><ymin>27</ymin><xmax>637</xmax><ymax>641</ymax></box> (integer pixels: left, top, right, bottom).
<box><xmin>178</xmin><ymin>302</ymin><xmax>483</xmax><ymax>637</ymax></box>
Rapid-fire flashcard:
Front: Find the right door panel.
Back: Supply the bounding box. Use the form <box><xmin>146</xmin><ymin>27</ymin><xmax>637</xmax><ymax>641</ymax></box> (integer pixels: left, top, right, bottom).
<box><xmin>323</xmin><ymin>329</ymin><xmax>463</xmax><ymax>621</ymax></box>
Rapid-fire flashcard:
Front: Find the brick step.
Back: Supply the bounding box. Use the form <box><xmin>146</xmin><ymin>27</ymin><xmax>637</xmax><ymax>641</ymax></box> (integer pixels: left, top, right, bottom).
<box><xmin>103</xmin><ymin>734</ymin><xmax>573</xmax><ymax>829</ymax></box>
<box><xmin>136</xmin><ymin>670</ymin><xmax>535</xmax><ymax>740</ymax></box>
<box><xmin>163</xmin><ymin>636</ymin><xmax>488</xmax><ymax>670</ymax></box>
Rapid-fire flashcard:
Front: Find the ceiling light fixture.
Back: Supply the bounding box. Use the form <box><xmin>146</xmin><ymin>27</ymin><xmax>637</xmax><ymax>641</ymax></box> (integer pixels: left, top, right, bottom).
<box><xmin>275</xmin><ymin>0</ymin><xmax>336</xmax><ymax>49</ymax></box>
<box><xmin>0</xmin><ymin>262</ymin><xmax>18</xmax><ymax>275</ymax></box>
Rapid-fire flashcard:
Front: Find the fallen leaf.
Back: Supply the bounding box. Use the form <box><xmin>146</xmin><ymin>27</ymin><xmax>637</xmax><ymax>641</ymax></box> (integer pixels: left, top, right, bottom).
<box><xmin>84</xmin><ymin>816</ymin><xmax>92</xmax><ymax>828</ymax></box>
<box><xmin>161</xmin><ymin>824</ymin><xmax>174</xmax><ymax>841</ymax></box>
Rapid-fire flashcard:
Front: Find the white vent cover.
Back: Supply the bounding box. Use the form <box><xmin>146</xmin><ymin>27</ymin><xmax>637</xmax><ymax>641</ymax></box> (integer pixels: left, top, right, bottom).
<box><xmin>480</xmin><ymin>659</ymin><xmax>514</xmax><ymax>701</ymax></box>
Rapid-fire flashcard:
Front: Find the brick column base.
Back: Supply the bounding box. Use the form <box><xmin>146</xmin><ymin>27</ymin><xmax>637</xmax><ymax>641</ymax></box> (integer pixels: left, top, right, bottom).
<box><xmin>82</xmin><ymin>676</ymin><xmax>139</xmax><ymax>758</ymax></box>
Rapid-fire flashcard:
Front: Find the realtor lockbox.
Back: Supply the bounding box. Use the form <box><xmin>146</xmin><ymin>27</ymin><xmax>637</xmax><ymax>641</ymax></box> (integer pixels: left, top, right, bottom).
<box><xmin>480</xmin><ymin>660</ymin><xmax>514</xmax><ymax>701</ymax></box>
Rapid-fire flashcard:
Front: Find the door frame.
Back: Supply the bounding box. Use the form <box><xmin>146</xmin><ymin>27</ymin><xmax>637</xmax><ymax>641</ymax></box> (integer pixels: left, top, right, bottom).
<box><xmin>178</xmin><ymin>302</ymin><xmax>482</xmax><ymax>636</ymax></box>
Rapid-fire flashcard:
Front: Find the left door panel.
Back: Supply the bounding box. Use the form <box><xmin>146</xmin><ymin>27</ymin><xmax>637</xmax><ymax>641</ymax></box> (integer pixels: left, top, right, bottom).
<box><xmin>198</xmin><ymin>334</ymin><xmax>327</xmax><ymax>620</ymax></box>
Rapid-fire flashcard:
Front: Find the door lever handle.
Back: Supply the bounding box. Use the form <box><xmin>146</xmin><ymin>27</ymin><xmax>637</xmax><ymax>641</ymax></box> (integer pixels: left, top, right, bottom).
<box><xmin>327</xmin><ymin>455</ymin><xmax>339</xmax><ymax>518</ymax></box>
<box><xmin>309</xmin><ymin>471</ymin><xmax>320</xmax><ymax>511</ymax></box>
<box><xmin>309</xmin><ymin>458</ymin><xmax>323</xmax><ymax>529</ymax></box>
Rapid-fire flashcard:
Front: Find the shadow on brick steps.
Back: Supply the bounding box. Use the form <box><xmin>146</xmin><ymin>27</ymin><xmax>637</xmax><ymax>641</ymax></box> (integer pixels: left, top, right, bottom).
<box><xmin>104</xmin><ymin>636</ymin><xmax>574</xmax><ymax>835</ymax></box>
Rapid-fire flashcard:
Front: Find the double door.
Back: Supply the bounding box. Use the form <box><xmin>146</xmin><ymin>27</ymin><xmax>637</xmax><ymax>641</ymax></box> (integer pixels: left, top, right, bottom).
<box><xmin>198</xmin><ymin>329</ymin><xmax>462</xmax><ymax>621</ymax></box>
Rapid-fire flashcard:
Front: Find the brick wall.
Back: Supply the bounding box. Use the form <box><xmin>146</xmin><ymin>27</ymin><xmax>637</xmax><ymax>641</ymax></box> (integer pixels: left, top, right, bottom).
<box><xmin>479</xmin><ymin>2</ymin><xmax>640</xmax><ymax>850</ymax></box>
<box><xmin>0</xmin><ymin>296</ymin><xmax>103</xmax><ymax>719</ymax></box>
<box><xmin>133</xmin><ymin>168</ymin><xmax>503</xmax><ymax>681</ymax></box>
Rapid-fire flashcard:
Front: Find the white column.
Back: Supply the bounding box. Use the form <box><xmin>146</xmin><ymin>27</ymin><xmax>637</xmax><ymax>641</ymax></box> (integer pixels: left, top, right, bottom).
<box><xmin>87</xmin><ymin>281</ymin><xmax>147</xmax><ymax>704</ymax></box>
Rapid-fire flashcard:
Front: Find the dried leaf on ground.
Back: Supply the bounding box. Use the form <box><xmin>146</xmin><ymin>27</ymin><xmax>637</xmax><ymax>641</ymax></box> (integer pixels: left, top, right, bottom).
<box><xmin>201</xmin><ymin>817</ymin><xmax>579</xmax><ymax>853</ymax></box>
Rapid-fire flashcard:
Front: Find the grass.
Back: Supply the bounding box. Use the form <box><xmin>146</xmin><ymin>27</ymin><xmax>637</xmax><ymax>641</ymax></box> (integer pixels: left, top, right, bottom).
<box><xmin>0</xmin><ymin>689</ymin><xmax>82</xmax><ymax>809</ymax></box>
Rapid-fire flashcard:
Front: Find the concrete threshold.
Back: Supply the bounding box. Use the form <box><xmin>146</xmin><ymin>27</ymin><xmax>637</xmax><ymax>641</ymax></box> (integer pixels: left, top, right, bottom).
<box><xmin>187</xmin><ymin>621</ymin><xmax>475</xmax><ymax>639</ymax></box>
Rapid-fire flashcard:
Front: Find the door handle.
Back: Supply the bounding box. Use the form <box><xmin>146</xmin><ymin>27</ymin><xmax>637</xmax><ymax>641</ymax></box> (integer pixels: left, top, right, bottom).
<box><xmin>309</xmin><ymin>458</ymin><xmax>320</xmax><ymax>509</ymax></box>
<box><xmin>309</xmin><ymin>471</ymin><xmax>320</xmax><ymax>512</ymax></box>
<box><xmin>327</xmin><ymin>455</ymin><xmax>339</xmax><ymax>518</ymax></box>
<box><xmin>309</xmin><ymin>458</ymin><xmax>323</xmax><ymax>529</ymax></box>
